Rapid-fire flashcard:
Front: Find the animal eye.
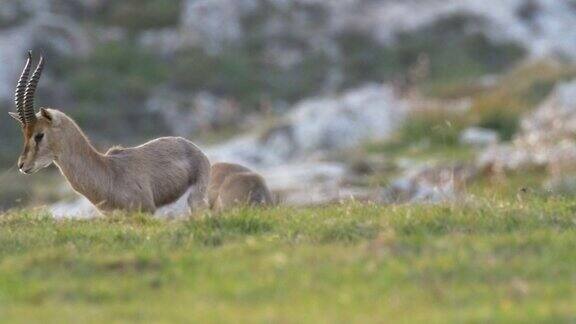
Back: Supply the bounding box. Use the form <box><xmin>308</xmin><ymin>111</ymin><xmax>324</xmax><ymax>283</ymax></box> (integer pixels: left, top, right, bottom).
<box><xmin>34</xmin><ymin>133</ymin><xmax>44</xmax><ymax>142</ymax></box>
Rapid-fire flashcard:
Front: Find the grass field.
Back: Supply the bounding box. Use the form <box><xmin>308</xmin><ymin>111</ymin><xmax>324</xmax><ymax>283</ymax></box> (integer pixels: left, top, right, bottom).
<box><xmin>0</xmin><ymin>195</ymin><xmax>575</xmax><ymax>323</ymax></box>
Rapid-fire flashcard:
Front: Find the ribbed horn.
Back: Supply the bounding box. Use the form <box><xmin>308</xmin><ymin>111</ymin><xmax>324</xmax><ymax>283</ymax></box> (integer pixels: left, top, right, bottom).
<box><xmin>23</xmin><ymin>53</ymin><xmax>44</xmax><ymax>125</ymax></box>
<box><xmin>14</xmin><ymin>51</ymin><xmax>32</xmax><ymax>125</ymax></box>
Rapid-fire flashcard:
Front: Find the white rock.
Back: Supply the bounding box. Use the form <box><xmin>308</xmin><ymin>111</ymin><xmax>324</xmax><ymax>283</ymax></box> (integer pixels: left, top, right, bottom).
<box><xmin>208</xmin><ymin>84</ymin><xmax>408</xmax><ymax>168</ymax></box>
<box><xmin>460</xmin><ymin>127</ymin><xmax>499</xmax><ymax>147</ymax></box>
<box><xmin>146</xmin><ymin>89</ymin><xmax>241</xmax><ymax>137</ymax></box>
<box><xmin>50</xmin><ymin>197</ymin><xmax>97</xmax><ymax>219</ymax></box>
<box><xmin>290</xmin><ymin>85</ymin><xmax>407</xmax><ymax>153</ymax></box>
<box><xmin>181</xmin><ymin>0</ymin><xmax>258</xmax><ymax>52</ymax></box>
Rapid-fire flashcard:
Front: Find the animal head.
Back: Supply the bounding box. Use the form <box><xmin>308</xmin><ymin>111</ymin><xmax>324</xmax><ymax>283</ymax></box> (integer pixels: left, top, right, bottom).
<box><xmin>10</xmin><ymin>51</ymin><xmax>58</xmax><ymax>174</ymax></box>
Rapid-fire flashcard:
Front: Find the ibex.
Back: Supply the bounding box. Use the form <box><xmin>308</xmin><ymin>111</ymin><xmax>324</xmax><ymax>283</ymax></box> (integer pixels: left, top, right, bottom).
<box><xmin>9</xmin><ymin>52</ymin><xmax>211</xmax><ymax>215</ymax></box>
<box><xmin>208</xmin><ymin>162</ymin><xmax>273</xmax><ymax>211</ymax></box>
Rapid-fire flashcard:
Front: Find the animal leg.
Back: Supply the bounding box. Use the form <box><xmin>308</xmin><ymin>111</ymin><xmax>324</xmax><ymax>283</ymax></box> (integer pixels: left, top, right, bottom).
<box><xmin>130</xmin><ymin>190</ymin><xmax>156</xmax><ymax>214</ymax></box>
<box><xmin>187</xmin><ymin>185</ymin><xmax>208</xmax><ymax>214</ymax></box>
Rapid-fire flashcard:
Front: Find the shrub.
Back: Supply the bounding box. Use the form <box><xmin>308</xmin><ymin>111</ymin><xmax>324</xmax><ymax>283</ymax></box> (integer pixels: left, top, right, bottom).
<box><xmin>470</xmin><ymin>61</ymin><xmax>576</xmax><ymax>140</ymax></box>
<box><xmin>172</xmin><ymin>47</ymin><xmax>330</xmax><ymax>109</ymax></box>
<box><xmin>61</xmin><ymin>42</ymin><xmax>171</xmax><ymax>141</ymax></box>
<box><xmin>397</xmin><ymin>110</ymin><xmax>468</xmax><ymax>147</ymax></box>
<box><xmin>96</xmin><ymin>0</ymin><xmax>182</xmax><ymax>32</ymax></box>
<box><xmin>338</xmin><ymin>14</ymin><xmax>525</xmax><ymax>91</ymax></box>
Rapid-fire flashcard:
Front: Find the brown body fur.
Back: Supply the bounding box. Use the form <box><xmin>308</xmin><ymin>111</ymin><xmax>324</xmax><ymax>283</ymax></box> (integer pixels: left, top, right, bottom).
<box><xmin>208</xmin><ymin>162</ymin><xmax>273</xmax><ymax>211</ymax></box>
<box><xmin>17</xmin><ymin>109</ymin><xmax>211</xmax><ymax>214</ymax></box>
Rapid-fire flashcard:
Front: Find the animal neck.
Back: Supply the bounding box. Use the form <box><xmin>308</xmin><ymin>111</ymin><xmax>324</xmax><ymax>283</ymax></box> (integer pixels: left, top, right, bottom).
<box><xmin>53</xmin><ymin>116</ymin><xmax>110</xmax><ymax>205</ymax></box>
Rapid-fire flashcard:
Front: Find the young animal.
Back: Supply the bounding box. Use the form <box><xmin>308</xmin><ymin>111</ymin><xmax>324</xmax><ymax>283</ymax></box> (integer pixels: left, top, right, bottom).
<box><xmin>9</xmin><ymin>52</ymin><xmax>211</xmax><ymax>215</ymax></box>
<box><xmin>208</xmin><ymin>162</ymin><xmax>273</xmax><ymax>211</ymax></box>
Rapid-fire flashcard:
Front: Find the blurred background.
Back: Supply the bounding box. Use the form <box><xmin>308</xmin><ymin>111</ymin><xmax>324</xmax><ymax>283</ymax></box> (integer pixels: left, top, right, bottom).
<box><xmin>1</xmin><ymin>0</ymin><xmax>576</xmax><ymax>216</ymax></box>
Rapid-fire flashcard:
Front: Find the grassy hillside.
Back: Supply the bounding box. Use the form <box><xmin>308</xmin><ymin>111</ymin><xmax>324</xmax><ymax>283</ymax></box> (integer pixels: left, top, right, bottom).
<box><xmin>0</xmin><ymin>197</ymin><xmax>575</xmax><ymax>323</ymax></box>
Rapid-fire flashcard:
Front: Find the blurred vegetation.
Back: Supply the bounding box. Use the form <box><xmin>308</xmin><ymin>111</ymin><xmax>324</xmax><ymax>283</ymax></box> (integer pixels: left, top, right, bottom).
<box><xmin>47</xmin><ymin>0</ymin><xmax>182</xmax><ymax>33</ymax></box>
<box><xmin>416</xmin><ymin>60</ymin><xmax>576</xmax><ymax>141</ymax></box>
<box><xmin>354</xmin><ymin>59</ymin><xmax>576</xmax><ymax>193</ymax></box>
<box><xmin>339</xmin><ymin>14</ymin><xmax>525</xmax><ymax>89</ymax></box>
<box><xmin>379</xmin><ymin>60</ymin><xmax>576</xmax><ymax>153</ymax></box>
<box><xmin>0</xmin><ymin>105</ymin><xmax>22</xmax><ymax>168</ymax></box>
<box><xmin>2</xmin><ymin>1</ymin><xmax>576</xmax><ymax>211</ymax></box>
<box><xmin>49</xmin><ymin>11</ymin><xmax>527</xmax><ymax>143</ymax></box>
<box><xmin>0</xmin><ymin>1</ymin><xmax>28</xmax><ymax>28</ymax></box>
<box><xmin>60</xmin><ymin>42</ymin><xmax>171</xmax><ymax>142</ymax></box>
<box><xmin>0</xmin><ymin>7</ymin><xmax>531</xmax><ymax>171</ymax></box>
<box><xmin>468</xmin><ymin>61</ymin><xmax>576</xmax><ymax>140</ymax></box>
<box><xmin>366</xmin><ymin>109</ymin><xmax>474</xmax><ymax>164</ymax></box>
<box><xmin>94</xmin><ymin>0</ymin><xmax>182</xmax><ymax>32</ymax></box>
<box><xmin>0</xmin><ymin>170</ymin><xmax>65</xmax><ymax>211</ymax></box>
<box><xmin>171</xmin><ymin>48</ymin><xmax>331</xmax><ymax>108</ymax></box>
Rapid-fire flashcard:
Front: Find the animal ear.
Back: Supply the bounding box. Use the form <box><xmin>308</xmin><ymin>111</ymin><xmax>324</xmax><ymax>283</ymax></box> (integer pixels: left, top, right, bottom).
<box><xmin>8</xmin><ymin>112</ymin><xmax>23</xmax><ymax>125</ymax></box>
<box><xmin>40</xmin><ymin>108</ymin><xmax>52</xmax><ymax>121</ymax></box>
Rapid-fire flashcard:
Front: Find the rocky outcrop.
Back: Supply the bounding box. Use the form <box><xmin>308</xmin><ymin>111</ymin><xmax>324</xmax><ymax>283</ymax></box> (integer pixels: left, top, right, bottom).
<box><xmin>480</xmin><ymin>79</ymin><xmax>576</xmax><ymax>174</ymax></box>
<box><xmin>146</xmin><ymin>89</ymin><xmax>241</xmax><ymax>137</ymax></box>
<box><xmin>178</xmin><ymin>0</ymin><xmax>576</xmax><ymax>59</ymax></box>
<box><xmin>4</xmin><ymin>0</ymin><xmax>576</xmax><ymax>99</ymax></box>
<box><xmin>208</xmin><ymin>84</ymin><xmax>407</xmax><ymax>167</ymax></box>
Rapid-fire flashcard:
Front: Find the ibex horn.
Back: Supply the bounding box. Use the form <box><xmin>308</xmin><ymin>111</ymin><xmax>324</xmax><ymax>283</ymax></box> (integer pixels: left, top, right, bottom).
<box><xmin>23</xmin><ymin>52</ymin><xmax>45</xmax><ymax>125</ymax></box>
<box><xmin>14</xmin><ymin>51</ymin><xmax>32</xmax><ymax>125</ymax></box>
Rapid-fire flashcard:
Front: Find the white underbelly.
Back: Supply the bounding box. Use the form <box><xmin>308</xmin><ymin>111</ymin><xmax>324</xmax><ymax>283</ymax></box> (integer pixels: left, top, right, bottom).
<box><xmin>154</xmin><ymin>187</ymin><xmax>193</xmax><ymax>218</ymax></box>
<box><xmin>51</xmin><ymin>187</ymin><xmax>196</xmax><ymax>219</ymax></box>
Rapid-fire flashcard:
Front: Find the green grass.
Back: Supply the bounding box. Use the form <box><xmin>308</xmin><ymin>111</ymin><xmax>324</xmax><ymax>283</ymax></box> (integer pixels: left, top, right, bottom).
<box><xmin>361</xmin><ymin>108</ymin><xmax>475</xmax><ymax>167</ymax></box>
<box><xmin>0</xmin><ymin>199</ymin><xmax>575</xmax><ymax>323</ymax></box>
